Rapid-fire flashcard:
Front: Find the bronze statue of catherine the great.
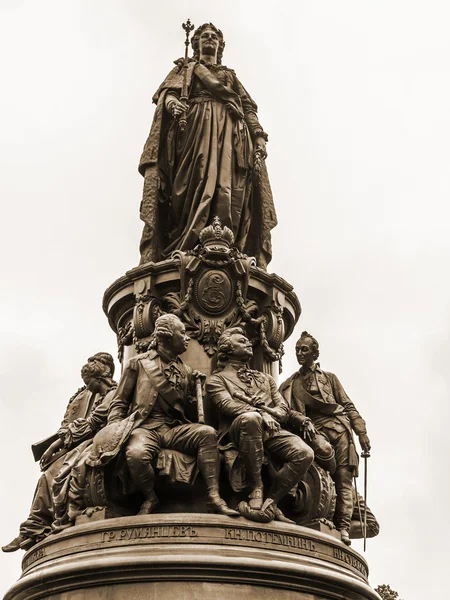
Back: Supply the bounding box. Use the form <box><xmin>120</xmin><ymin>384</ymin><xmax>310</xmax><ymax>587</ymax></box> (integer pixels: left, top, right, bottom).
<box><xmin>138</xmin><ymin>23</ymin><xmax>277</xmax><ymax>270</ymax></box>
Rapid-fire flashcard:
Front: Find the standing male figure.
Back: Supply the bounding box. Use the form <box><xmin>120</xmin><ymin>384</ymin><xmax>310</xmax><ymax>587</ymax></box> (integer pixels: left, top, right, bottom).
<box><xmin>279</xmin><ymin>332</ymin><xmax>371</xmax><ymax>545</ymax></box>
<box><xmin>206</xmin><ymin>328</ymin><xmax>314</xmax><ymax>523</ymax></box>
<box><xmin>106</xmin><ymin>313</ymin><xmax>237</xmax><ymax>517</ymax></box>
<box><xmin>2</xmin><ymin>352</ymin><xmax>115</xmax><ymax>552</ymax></box>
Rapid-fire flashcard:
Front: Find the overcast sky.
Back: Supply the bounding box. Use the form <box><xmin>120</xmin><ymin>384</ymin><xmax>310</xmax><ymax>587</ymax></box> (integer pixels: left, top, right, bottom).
<box><xmin>1</xmin><ymin>1</ymin><xmax>449</xmax><ymax>598</ymax></box>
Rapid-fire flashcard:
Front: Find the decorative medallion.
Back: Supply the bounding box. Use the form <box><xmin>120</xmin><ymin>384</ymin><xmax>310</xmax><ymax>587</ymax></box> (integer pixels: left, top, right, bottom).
<box><xmin>195</xmin><ymin>269</ymin><xmax>234</xmax><ymax>315</ymax></box>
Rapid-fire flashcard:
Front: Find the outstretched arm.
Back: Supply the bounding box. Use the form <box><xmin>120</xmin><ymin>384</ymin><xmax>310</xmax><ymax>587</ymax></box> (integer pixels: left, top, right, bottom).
<box><xmin>329</xmin><ymin>373</ymin><xmax>370</xmax><ymax>452</ymax></box>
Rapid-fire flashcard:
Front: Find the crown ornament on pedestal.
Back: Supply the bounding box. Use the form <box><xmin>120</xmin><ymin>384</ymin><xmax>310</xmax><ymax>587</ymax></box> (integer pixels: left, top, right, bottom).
<box><xmin>199</xmin><ymin>216</ymin><xmax>235</xmax><ymax>249</ymax></box>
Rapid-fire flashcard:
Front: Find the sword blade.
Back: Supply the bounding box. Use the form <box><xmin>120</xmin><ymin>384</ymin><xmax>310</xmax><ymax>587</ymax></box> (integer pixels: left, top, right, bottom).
<box><xmin>363</xmin><ymin>453</ymin><xmax>369</xmax><ymax>551</ymax></box>
<box><xmin>354</xmin><ymin>477</ymin><xmax>364</xmax><ymax>537</ymax></box>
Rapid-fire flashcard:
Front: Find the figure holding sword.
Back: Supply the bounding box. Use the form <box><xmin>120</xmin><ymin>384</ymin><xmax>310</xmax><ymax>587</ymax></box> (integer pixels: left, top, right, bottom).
<box><xmin>279</xmin><ymin>331</ymin><xmax>372</xmax><ymax>546</ymax></box>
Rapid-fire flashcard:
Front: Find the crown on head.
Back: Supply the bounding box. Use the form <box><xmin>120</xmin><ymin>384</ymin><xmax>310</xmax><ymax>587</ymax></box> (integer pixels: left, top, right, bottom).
<box><xmin>199</xmin><ymin>216</ymin><xmax>235</xmax><ymax>248</ymax></box>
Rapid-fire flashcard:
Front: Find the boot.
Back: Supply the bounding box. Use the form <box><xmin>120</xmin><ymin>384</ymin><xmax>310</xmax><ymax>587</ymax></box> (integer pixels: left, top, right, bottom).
<box><xmin>340</xmin><ymin>529</ymin><xmax>351</xmax><ymax>546</ymax></box>
<box><xmin>137</xmin><ymin>492</ymin><xmax>160</xmax><ymax>515</ymax></box>
<box><xmin>198</xmin><ymin>447</ymin><xmax>238</xmax><ymax>517</ymax></box>
<box><xmin>2</xmin><ymin>535</ymin><xmax>34</xmax><ymax>553</ymax></box>
<box><xmin>333</xmin><ymin>467</ymin><xmax>354</xmax><ymax>537</ymax></box>
<box><xmin>207</xmin><ymin>492</ymin><xmax>239</xmax><ymax>517</ymax></box>
<box><xmin>267</xmin><ymin>463</ymin><xmax>303</xmax><ymax>505</ymax></box>
<box><xmin>239</xmin><ymin>435</ymin><xmax>264</xmax><ymax>507</ymax></box>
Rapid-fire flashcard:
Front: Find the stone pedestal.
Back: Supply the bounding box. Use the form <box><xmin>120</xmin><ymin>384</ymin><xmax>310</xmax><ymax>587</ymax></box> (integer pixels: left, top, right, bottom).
<box><xmin>3</xmin><ymin>221</ymin><xmax>379</xmax><ymax>600</ymax></box>
<box><xmin>104</xmin><ymin>222</ymin><xmax>301</xmax><ymax>378</ymax></box>
<box><xmin>5</xmin><ymin>514</ymin><xmax>379</xmax><ymax>600</ymax></box>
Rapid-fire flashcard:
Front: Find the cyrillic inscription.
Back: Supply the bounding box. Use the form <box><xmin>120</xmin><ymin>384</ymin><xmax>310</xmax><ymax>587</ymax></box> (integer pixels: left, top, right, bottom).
<box><xmin>23</xmin><ymin>547</ymin><xmax>46</xmax><ymax>569</ymax></box>
<box><xmin>224</xmin><ymin>528</ymin><xmax>317</xmax><ymax>551</ymax></box>
<box><xmin>101</xmin><ymin>525</ymin><xmax>198</xmax><ymax>543</ymax></box>
<box><xmin>333</xmin><ymin>547</ymin><xmax>367</xmax><ymax>577</ymax></box>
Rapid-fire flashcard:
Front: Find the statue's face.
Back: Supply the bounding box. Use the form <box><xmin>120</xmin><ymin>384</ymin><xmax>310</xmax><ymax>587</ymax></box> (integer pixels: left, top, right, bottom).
<box><xmin>228</xmin><ymin>332</ymin><xmax>253</xmax><ymax>361</ymax></box>
<box><xmin>87</xmin><ymin>377</ymin><xmax>102</xmax><ymax>393</ymax></box>
<box><xmin>199</xmin><ymin>27</ymin><xmax>220</xmax><ymax>59</ymax></box>
<box><xmin>169</xmin><ymin>320</ymin><xmax>190</xmax><ymax>355</ymax></box>
<box><xmin>296</xmin><ymin>338</ymin><xmax>316</xmax><ymax>369</ymax></box>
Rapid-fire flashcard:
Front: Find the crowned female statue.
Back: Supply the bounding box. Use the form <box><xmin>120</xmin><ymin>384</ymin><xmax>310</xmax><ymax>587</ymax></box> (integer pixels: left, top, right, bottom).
<box><xmin>138</xmin><ymin>22</ymin><xmax>277</xmax><ymax>270</ymax></box>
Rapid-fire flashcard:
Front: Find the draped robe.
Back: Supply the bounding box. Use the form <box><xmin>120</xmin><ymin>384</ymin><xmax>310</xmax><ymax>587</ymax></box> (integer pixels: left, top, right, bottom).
<box><xmin>138</xmin><ymin>60</ymin><xmax>277</xmax><ymax>269</ymax></box>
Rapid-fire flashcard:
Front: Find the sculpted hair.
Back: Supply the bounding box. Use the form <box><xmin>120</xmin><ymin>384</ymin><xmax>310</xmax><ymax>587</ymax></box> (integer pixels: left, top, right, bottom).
<box><xmin>154</xmin><ymin>313</ymin><xmax>183</xmax><ymax>343</ymax></box>
<box><xmin>81</xmin><ymin>360</ymin><xmax>114</xmax><ymax>386</ymax></box>
<box><xmin>191</xmin><ymin>23</ymin><xmax>225</xmax><ymax>64</ymax></box>
<box><xmin>215</xmin><ymin>327</ymin><xmax>247</xmax><ymax>371</ymax></box>
<box><xmin>89</xmin><ymin>352</ymin><xmax>115</xmax><ymax>378</ymax></box>
<box><xmin>298</xmin><ymin>331</ymin><xmax>320</xmax><ymax>361</ymax></box>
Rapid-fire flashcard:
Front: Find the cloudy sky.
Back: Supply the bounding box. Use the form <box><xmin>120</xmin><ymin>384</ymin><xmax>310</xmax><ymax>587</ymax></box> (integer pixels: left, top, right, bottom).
<box><xmin>1</xmin><ymin>1</ymin><xmax>449</xmax><ymax>598</ymax></box>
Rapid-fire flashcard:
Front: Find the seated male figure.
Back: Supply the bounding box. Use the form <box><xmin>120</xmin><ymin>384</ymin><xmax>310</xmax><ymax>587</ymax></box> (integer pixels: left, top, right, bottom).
<box><xmin>206</xmin><ymin>328</ymin><xmax>314</xmax><ymax>522</ymax></box>
<box><xmin>2</xmin><ymin>353</ymin><xmax>115</xmax><ymax>552</ymax></box>
<box><xmin>107</xmin><ymin>314</ymin><xmax>237</xmax><ymax>517</ymax></box>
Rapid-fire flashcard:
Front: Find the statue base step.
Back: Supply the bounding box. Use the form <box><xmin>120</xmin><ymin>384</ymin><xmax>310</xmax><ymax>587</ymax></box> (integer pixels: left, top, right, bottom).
<box><xmin>5</xmin><ymin>514</ymin><xmax>378</xmax><ymax>600</ymax></box>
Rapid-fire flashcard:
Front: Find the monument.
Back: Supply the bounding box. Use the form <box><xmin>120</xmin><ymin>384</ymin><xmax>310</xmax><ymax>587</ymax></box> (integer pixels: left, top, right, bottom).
<box><xmin>3</xmin><ymin>21</ymin><xmax>380</xmax><ymax>600</ymax></box>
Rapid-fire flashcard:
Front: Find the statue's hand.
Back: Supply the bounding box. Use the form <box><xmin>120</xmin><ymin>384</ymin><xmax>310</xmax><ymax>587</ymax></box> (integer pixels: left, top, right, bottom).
<box><xmin>254</xmin><ymin>136</ymin><xmax>267</xmax><ymax>159</ymax></box>
<box><xmin>252</xmin><ymin>398</ymin><xmax>265</xmax><ymax>408</ymax></box>
<box><xmin>170</xmin><ymin>98</ymin><xmax>189</xmax><ymax>118</ymax></box>
<box><xmin>261</xmin><ymin>413</ymin><xmax>280</xmax><ymax>436</ymax></box>
<box><xmin>358</xmin><ymin>433</ymin><xmax>371</xmax><ymax>454</ymax></box>
<box><xmin>39</xmin><ymin>448</ymin><xmax>53</xmax><ymax>471</ymax></box>
<box><xmin>39</xmin><ymin>438</ymin><xmax>64</xmax><ymax>470</ymax></box>
<box><xmin>302</xmin><ymin>418</ymin><xmax>317</xmax><ymax>442</ymax></box>
<box><xmin>248</xmin><ymin>393</ymin><xmax>264</xmax><ymax>408</ymax></box>
<box><xmin>192</xmin><ymin>370</ymin><xmax>206</xmax><ymax>384</ymax></box>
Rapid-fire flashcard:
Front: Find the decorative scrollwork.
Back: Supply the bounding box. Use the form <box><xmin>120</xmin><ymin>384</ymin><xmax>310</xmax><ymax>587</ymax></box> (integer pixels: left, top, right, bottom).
<box><xmin>128</xmin><ymin>219</ymin><xmax>287</xmax><ymax>364</ymax></box>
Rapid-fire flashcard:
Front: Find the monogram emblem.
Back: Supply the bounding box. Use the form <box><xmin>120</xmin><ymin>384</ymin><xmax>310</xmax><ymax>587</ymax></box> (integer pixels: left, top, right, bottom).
<box><xmin>195</xmin><ymin>270</ymin><xmax>233</xmax><ymax>315</ymax></box>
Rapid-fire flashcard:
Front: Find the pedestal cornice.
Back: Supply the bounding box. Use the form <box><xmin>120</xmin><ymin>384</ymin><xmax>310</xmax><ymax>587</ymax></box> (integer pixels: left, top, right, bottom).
<box><xmin>5</xmin><ymin>514</ymin><xmax>379</xmax><ymax>600</ymax></box>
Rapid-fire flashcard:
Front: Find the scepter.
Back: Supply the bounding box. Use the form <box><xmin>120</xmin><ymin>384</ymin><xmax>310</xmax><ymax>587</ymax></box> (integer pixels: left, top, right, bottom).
<box><xmin>361</xmin><ymin>449</ymin><xmax>370</xmax><ymax>551</ymax></box>
<box><xmin>179</xmin><ymin>19</ymin><xmax>194</xmax><ymax>132</ymax></box>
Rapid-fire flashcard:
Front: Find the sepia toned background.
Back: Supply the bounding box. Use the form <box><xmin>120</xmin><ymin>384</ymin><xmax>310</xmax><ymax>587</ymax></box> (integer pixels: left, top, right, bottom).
<box><xmin>1</xmin><ymin>1</ymin><xmax>449</xmax><ymax>597</ymax></box>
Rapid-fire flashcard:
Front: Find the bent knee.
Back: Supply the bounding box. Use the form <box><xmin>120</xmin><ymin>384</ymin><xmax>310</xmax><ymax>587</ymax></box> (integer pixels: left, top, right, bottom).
<box><xmin>196</xmin><ymin>424</ymin><xmax>217</xmax><ymax>441</ymax></box>
<box><xmin>239</xmin><ymin>411</ymin><xmax>263</xmax><ymax>430</ymax></box>
<box><xmin>292</xmin><ymin>441</ymin><xmax>314</xmax><ymax>466</ymax></box>
<box><xmin>313</xmin><ymin>436</ymin><xmax>334</xmax><ymax>457</ymax></box>
<box><xmin>125</xmin><ymin>440</ymin><xmax>146</xmax><ymax>463</ymax></box>
<box><xmin>125</xmin><ymin>434</ymin><xmax>158</xmax><ymax>464</ymax></box>
<box><xmin>304</xmin><ymin>444</ymin><xmax>315</xmax><ymax>464</ymax></box>
<box><xmin>125</xmin><ymin>443</ymin><xmax>142</xmax><ymax>464</ymax></box>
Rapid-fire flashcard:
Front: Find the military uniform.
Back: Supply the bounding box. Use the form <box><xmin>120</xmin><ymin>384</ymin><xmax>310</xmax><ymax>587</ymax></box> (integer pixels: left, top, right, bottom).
<box><xmin>280</xmin><ymin>364</ymin><xmax>367</xmax><ymax>532</ymax></box>
<box><xmin>107</xmin><ymin>348</ymin><xmax>231</xmax><ymax>514</ymax></box>
<box><xmin>206</xmin><ymin>362</ymin><xmax>314</xmax><ymax>507</ymax></box>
